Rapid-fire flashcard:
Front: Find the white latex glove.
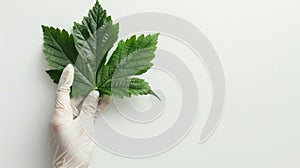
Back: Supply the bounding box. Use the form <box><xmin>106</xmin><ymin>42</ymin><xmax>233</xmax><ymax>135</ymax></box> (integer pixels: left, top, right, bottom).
<box><xmin>50</xmin><ymin>64</ymin><xmax>111</xmax><ymax>168</ymax></box>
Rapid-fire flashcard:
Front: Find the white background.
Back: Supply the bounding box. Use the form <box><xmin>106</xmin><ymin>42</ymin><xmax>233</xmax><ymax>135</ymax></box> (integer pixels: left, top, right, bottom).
<box><xmin>0</xmin><ymin>0</ymin><xmax>299</xmax><ymax>167</ymax></box>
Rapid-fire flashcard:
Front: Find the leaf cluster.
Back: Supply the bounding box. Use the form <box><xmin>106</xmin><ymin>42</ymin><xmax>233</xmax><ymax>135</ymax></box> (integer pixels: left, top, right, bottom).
<box><xmin>42</xmin><ymin>1</ymin><xmax>159</xmax><ymax>99</ymax></box>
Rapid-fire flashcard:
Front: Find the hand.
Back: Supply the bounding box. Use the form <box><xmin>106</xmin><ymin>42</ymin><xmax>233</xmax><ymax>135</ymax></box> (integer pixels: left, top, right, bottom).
<box><xmin>50</xmin><ymin>64</ymin><xmax>111</xmax><ymax>168</ymax></box>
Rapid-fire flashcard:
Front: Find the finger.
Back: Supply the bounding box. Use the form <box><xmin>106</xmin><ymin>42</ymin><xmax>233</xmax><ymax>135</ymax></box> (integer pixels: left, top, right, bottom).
<box><xmin>55</xmin><ymin>64</ymin><xmax>74</xmax><ymax>109</ymax></box>
<box><xmin>57</xmin><ymin>64</ymin><xmax>74</xmax><ymax>97</ymax></box>
<box><xmin>79</xmin><ymin>90</ymin><xmax>99</xmax><ymax>119</ymax></box>
<box><xmin>95</xmin><ymin>96</ymin><xmax>112</xmax><ymax>117</ymax></box>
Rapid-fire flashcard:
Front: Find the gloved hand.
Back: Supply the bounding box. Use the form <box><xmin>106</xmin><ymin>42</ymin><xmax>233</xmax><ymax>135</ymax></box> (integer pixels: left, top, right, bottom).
<box><xmin>50</xmin><ymin>64</ymin><xmax>111</xmax><ymax>168</ymax></box>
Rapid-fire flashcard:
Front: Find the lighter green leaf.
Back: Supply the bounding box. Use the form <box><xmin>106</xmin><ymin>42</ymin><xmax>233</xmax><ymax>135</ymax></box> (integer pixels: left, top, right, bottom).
<box><xmin>97</xmin><ymin>33</ymin><xmax>159</xmax><ymax>98</ymax></box>
<box><xmin>71</xmin><ymin>1</ymin><xmax>119</xmax><ymax>97</ymax></box>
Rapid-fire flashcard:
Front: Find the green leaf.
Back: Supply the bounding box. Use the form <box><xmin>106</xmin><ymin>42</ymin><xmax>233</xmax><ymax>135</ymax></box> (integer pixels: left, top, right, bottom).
<box><xmin>97</xmin><ymin>33</ymin><xmax>159</xmax><ymax>98</ymax></box>
<box><xmin>100</xmin><ymin>78</ymin><xmax>159</xmax><ymax>99</ymax></box>
<box><xmin>46</xmin><ymin>69</ymin><xmax>63</xmax><ymax>84</ymax></box>
<box><xmin>42</xmin><ymin>26</ymin><xmax>78</xmax><ymax>69</ymax></box>
<box><xmin>71</xmin><ymin>1</ymin><xmax>119</xmax><ymax>97</ymax></box>
<box><xmin>43</xmin><ymin>1</ymin><xmax>159</xmax><ymax>99</ymax></box>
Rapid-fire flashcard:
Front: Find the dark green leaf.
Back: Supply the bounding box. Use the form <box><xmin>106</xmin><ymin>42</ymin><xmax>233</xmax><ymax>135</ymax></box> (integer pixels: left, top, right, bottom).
<box><xmin>42</xmin><ymin>26</ymin><xmax>78</xmax><ymax>69</ymax></box>
<box><xmin>46</xmin><ymin>69</ymin><xmax>63</xmax><ymax>84</ymax></box>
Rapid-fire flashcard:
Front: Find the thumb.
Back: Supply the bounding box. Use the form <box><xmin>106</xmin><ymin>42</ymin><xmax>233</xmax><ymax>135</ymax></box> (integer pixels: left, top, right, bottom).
<box><xmin>79</xmin><ymin>90</ymin><xmax>99</xmax><ymax>120</ymax></box>
<box><xmin>78</xmin><ymin>90</ymin><xmax>99</xmax><ymax>136</ymax></box>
